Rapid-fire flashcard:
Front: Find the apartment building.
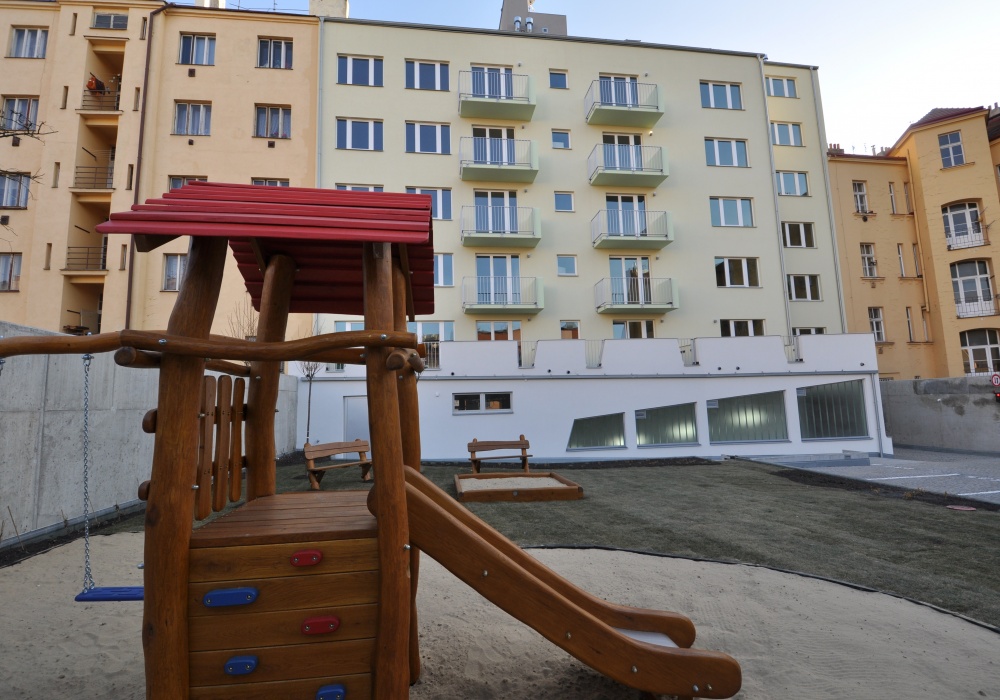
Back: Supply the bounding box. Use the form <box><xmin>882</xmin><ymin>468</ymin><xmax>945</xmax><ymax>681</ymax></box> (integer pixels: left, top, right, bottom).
<box><xmin>829</xmin><ymin>106</ymin><xmax>1000</xmax><ymax>379</ymax></box>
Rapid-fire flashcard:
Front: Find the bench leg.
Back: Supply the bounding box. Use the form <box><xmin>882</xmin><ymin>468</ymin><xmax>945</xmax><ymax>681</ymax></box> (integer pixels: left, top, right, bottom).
<box><xmin>361</xmin><ymin>464</ymin><xmax>373</xmax><ymax>482</ymax></box>
<box><xmin>307</xmin><ymin>468</ymin><xmax>323</xmax><ymax>491</ymax></box>
<box><xmin>521</xmin><ymin>458</ymin><xmax>529</xmax><ymax>473</ymax></box>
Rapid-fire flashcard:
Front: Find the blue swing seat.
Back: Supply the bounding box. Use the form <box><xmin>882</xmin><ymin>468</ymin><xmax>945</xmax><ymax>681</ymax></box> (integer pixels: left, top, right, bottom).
<box><xmin>75</xmin><ymin>586</ymin><xmax>144</xmax><ymax>602</ymax></box>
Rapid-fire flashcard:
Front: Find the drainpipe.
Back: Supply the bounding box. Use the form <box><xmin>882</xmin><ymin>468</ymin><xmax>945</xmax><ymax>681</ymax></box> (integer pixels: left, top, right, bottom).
<box><xmin>124</xmin><ymin>2</ymin><xmax>168</xmax><ymax>330</ymax></box>
<box><xmin>904</xmin><ymin>156</ymin><xmax>935</xmax><ymax>361</ymax></box>
<box><xmin>316</xmin><ymin>18</ymin><xmax>325</xmax><ymax>188</ymax></box>
<box><xmin>811</xmin><ymin>67</ymin><xmax>848</xmax><ymax>334</ymax></box>
<box><xmin>870</xmin><ymin>370</ymin><xmax>886</xmax><ymax>457</ymax></box>
<box><xmin>758</xmin><ymin>55</ymin><xmax>793</xmax><ymax>336</ymax></box>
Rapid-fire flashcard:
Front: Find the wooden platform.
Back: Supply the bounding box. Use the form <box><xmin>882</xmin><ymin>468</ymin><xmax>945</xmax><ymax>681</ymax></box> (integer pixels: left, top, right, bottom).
<box><xmin>454</xmin><ymin>472</ymin><xmax>585</xmax><ymax>503</ymax></box>
<box><xmin>188</xmin><ymin>491</ymin><xmax>378</xmax><ymax>699</ymax></box>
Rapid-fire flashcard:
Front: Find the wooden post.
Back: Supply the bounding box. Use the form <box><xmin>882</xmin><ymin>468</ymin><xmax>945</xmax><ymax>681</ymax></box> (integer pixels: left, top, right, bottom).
<box><xmin>364</xmin><ymin>242</ymin><xmax>410</xmax><ymax>699</ymax></box>
<box><xmin>245</xmin><ymin>254</ymin><xmax>296</xmax><ymax>501</ymax></box>
<box><xmin>143</xmin><ymin>236</ymin><xmax>228</xmax><ymax>700</ymax></box>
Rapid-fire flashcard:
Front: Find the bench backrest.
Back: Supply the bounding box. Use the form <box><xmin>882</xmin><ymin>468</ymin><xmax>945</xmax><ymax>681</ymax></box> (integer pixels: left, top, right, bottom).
<box><xmin>305</xmin><ymin>439</ymin><xmax>370</xmax><ymax>461</ymax></box>
<box><xmin>468</xmin><ymin>435</ymin><xmax>529</xmax><ymax>453</ymax></box>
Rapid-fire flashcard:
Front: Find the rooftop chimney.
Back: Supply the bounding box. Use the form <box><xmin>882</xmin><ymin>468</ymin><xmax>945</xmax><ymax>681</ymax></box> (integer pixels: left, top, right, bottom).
<box><xmin>499</xmin><ymin>0</ymin><xmax>567</xmax><ymax>35</ymax></box>
<box><xmin>194</xmin><ymin>0</ymin><xmax>226</xmax><ymax>8</ymax></box>
<box><xmin>310</xmin><ymin>0</ymin><xmax>349</xmax><ymax>18</ymax></box>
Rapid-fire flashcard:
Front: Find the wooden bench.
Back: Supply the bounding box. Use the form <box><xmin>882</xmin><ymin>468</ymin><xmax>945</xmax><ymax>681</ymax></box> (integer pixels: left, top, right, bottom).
<box><xmin>468</xmin><ymin>435</ymin><xmax>531</xmax><ymax>474</ymax></box>
<box><xmin>305</xmin><ymin>439</ymin><xmax>373</xmax><ymax>490</ymax></box>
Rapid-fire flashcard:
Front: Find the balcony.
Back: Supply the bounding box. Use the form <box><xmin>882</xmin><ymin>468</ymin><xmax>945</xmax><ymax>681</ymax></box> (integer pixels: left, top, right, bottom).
<box><xmin>460</xmin><ymin>137</ymin><xmax>538</xmax><ymax>183</ymax></box>
<box><xmin>80</xmin><ymin>87</ymin><xmax>121</xmax><ymax>112</ymax></box>
<box><xmin>460</xmin><ymin>206</ymin><xmax>540</xmax><ymax>247</ymax></box>
<box><xmin>594</xmin><ymin>277</ymin><xmax>677</xmax><ymax>314</ymax></box>
<box><xmin>461</xmin><ymin>276</ymin><xmax>544</xmax><ymax>314</ymax></box>
<box><xmin>65</xmin><ymin>246</ymin><xmax>106</xmax><ymax>271</ymax></box>
<box><xmin>591</xmin><ymin>209</ymin><xmax>673</xmax><ymax>249</ymax></box>
<box><xmin>946</xmin><ymin>223</ymin><xmax>988</xmax><ymax>251</ymax></box>
<box><xmin>588</xmin><ymin>144</ymin><xmax>667</xmax><ymax>186</ymax></box>
<box><xmin>955</xmin><ymin>295</ymin><xmax>999</xmax><ymax>319</ymax></box>
<box><xmin>458</xmin><ymin>70</ymin><xmax>535</xmax><ymax>120</ymax></box>
<box><xmin>585</xmin><ymin>79</ymin><xmax>663</xmax><ymax>127</ymax></box>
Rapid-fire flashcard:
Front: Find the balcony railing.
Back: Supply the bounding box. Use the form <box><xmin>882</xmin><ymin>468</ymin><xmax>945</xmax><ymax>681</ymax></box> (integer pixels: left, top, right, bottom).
<box><xmin>65</xmin><ymin>246</ymin><xmax>107</xmax><ymax>271</ymax></box>
<box><xmin>460</xmin><ymin>205</ymin><xmax>539</xmax><ymax>245</ymax></box>
<box><xmin>459</xmin><ymin>137</ymin><xmax>538</xmax><ymax>182</ymax></box>
<box><xmin>591</xmin><ymin>209</ymin><xmax>672</xmax><ymax>248</ymax></box>
<box><xmin>584</xmin><ymin>79</ymin><xmax>662</xmax><ymax>126</ymax></box>
<box><xmin>519</xmin><ymin>340</ymin><xmax>537</xmax><ymax>369</ymax></box>
<box><xmin>955</xmin><ymin>295</ymin><xmax>999</xmax><ymax>318</ymax></box>
<box><xmin>80</xmin><ymin>88</ymin><xmax>121</xmax><ymax>111</ymax></box>
<box><xmin>946</xmin><ymin>222</ymin><xmax>988</xmax><ymax>250</ymax></box>
<box><xmin>458</xmin><ymin>70</ymin><xmax>535</xmax><ymax>120</ymax></box>
<box><xmin>73</xmin><ymin>164</ymin><xmax>114</xmax><ymax>189</ymax></box>
<box><xmin>423</xmin><ymin>341</ymin><xmax>441</xmax><ymax>370</ymax></box>
<box><xmin>594</xmin><ymin>277</ymin><xmax>675</xmax><ymax>311</ymax></box>
<box><xmin>585</xmin><ymin>339</ymin><xmax>604</xmax><ymax>368</ymax></box>
<box><xmin>588</xmin><ymin>144</ymin><xmax>667</xmax><ymax>186</ymax></box>
<box><xmin>461</xmin><ymin>275</ymin><xmax>543</xmax><ymax>311</ymax></box>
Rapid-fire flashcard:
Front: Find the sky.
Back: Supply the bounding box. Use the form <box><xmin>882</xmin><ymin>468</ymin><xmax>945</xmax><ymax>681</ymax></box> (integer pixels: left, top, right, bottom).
<box><xmin>231</xmin><ymin>0</ymin><xmax>1000</xmax><ymax>154</ymax></box>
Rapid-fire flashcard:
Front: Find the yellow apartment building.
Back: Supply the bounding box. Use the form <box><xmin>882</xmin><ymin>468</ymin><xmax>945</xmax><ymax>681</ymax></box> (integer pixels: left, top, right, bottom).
<box><xmin>829</xmin><ymin>106</ymin><xmax>1000</xmax><ymax>379</ymax></box>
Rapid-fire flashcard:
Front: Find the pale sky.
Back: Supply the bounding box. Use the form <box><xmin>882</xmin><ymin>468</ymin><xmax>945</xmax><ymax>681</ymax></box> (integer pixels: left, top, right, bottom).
<box><xmin>229</xmin><ymin>0</ymin><xmax>1000</xmax><ymax>153</ymax></box>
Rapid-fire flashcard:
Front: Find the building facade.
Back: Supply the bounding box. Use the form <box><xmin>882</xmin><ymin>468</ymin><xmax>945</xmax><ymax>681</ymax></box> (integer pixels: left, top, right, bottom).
<box><xmin>829</xmin><ymin>106</ymin><xmax>1000</xmax><ymax>379</ymax></box>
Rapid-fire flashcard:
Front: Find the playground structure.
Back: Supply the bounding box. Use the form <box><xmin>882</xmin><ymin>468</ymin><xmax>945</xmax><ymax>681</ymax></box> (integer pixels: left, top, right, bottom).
<box><xmin>0</xmin><ymin>182</ymin><xmax>741</xmax><ymax>699</ymax></box>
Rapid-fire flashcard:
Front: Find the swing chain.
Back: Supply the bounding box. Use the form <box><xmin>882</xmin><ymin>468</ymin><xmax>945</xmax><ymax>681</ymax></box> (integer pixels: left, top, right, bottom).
<box><xmin>81</xmin><ymin>353</ymin><xmax>95</xmax><ymax>593</ymax></box>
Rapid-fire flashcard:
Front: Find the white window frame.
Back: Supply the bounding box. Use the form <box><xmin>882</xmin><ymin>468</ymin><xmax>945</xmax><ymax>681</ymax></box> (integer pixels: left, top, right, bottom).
<box><xmin>179</xmin><ymin>33</ymin><xmax>215</xmax><ymax>66</ymax></box>
<box><xmin>0</xmin><ymin>173</ymin><xmax>30</xmax><ymax>208</ymax></box>
<box><xmin>792</xmin><ymin>327</ymin><xmax>826</xmax><ymax>335</ymax></box>
<box><xmin>700</xmin><ymin>81</ymin><xmax>742</xmax><ymax>109</ymax></box>
<box><xmin>174</xmin><ymin>102</ymin><xmax>211</xmax><ymax>136</ymax></box>
<box><xmin>476</xmin><ymin>320</ymin><xmax>521</xmax><ymax>341</ymax></box>
<box><xmin>258</xmin><ymin>38</ymin><xmax>292</xmax><ymax>69</ymax></box>
<box><xmin>868</xmin><ymin>307</ymin><xmax>885</xmax><ymax>342</ymax></box>
<box><xmin>168</xmin><ymin>175</ymin><xmax>206</xmax><ymax>190</ymax></box>
<box><xmin>453</xmin><ymin>392</ymin><xmax>513</xmax><ymax>414</ymax></box>
<box><xmin>710</xmin><ymin>197</ymin><xmax>753</xmax><ymax>227</ymax></box>
<box><xmin>720</xmin><ymin>319</ymin><xmax>764</xmax><ymax>337</ymax></box>
<box><xmin>406</xmin><ymin>122</ymin><xmax>450</xmax><ymax>154</ymax></box>
<box><xmin>406</xmin><ymin>187</ymin><xmax>450</xmax><ymax>219</ymax></box>
<box><xmin>406</xmin><ymin>60</ymin><xmax>448</xmax><ymax>90</ymax></box>
<box><xmin>775</xmin><ymin>171</ymin><xmax>808</xmax><ymax>196</ymax></box>
<box><xmin>612</xmin><ymin>320</ymin><xmax>655</xmax><ymax>339</ymax></box>
<box><xmin>552</xmin><ymin>130</ymin><xmax>571</xmax><ymax>149</ymax></box>
<box><xmin>860</xmin><ymin>243</ymin><xmax>878</xmax><ymax>278</ymax></box>
<box><xmin>889</xmin><ymin>182</ymin><xmax>897</xmax><ymax>214</ymax></box>
<box><xmin>92</xmin><ymin>12</ymin><xmax>127</xmax><ymax>30</ymax></box>
<box><xmin>782</xmin><ymin>222</ymin><xmax>815</xmax><ymax>248</ymax></box>
<box><xmin>9</xmin><ymin>28</ymin><xmax>47</xmax><ymax>58</ymax></box>
<box><xmin>771</xmin><ymin>122</ymin><xmax>803</xmax><ymax>146</ymax></box>
<box><xmin>433</xmin><ymin>253</ymin><xmax>453</xmax><ymax>287</ymax></box>
<box><xmin>951</xmin><ymin>260</ymin><xmax>994</xmax><ymax>317</ymax></box>
<box><xmin>715</xmin><ymin>257</ymin><xmax>760</xmax><ymax>288</ymax></box>
<box><xmin>162</xmin><ymin>253</ymin><xmax>187</xmax><ymax>291</ymax></box>
<box><xmin>938</xmin><ymin>131</ymin><xmax>965</xmax><ymax>168</ymax></box>
<box><xmin>942</xmin><ymin>202</ymin><xmax>981</xmax><ymax>244</ymax></box>
<box><xmin>905</xmin><ymin>307</ymin><xmax>915</xmax><ymax>342</ymax></box>
<box><xmin>560</xmin><ymin>320</ymin><xmax>580</xmax><ymax>339</ymax></box>
<box><xmin>765</xmin><ymin>77</ymin><xmax>796</xmax><ymax>98</ymax></box>
<box><xmin>557</xmin><ymin>255</ymin><xmax>577</xmax><ymax>277</ymax></box>
<box><xmin>897</xmin><ymin>244</ymin><xmax>906</xmax><ymax>277</ymax></box>
<box><xmin>961</xmin><ymin>329</ymin><xmax>1000</xmax><ymax>375</ymax></box>
<box><xmin>705</xmin><ymin>138</ymin><xmax>748</xmax><ymax>167</ymax></box>
<box><xmin>787</xmin><ymin>274</ymin><xmax>821</xmax><ymax>301</ymax></box>
<box><xmin>549</xmin><ymin>70</ymin><xmax>568</xmax><ymax>89</ymax></box>
<box><xmin>853</xmin><ymin>181</ymin><xmax>869</xmax><ymax>213</ymax></box>
<box><xmin>336</xmin><ymin>118</ymin><xmax>382</xmax><ymax>151</ymax></box>
<box><xmin>2</xmin><ymin>96</ymin><xmax>39</xmax><ymax>131</ymax></box>
<box><xmin>338</xmin><ymin>55</ymin><xmax>383</xmax><ymax>86</ymax></box>
<box><xmin>339</xmin><ymin>184</ymin><xmax>384</xmax><ymax>192</ymax></box>
<box><xmin>912</xmin><ymin>244</ymin><xmax>921</xmax><ymax>277</ymax></box>
<box><xmin>0</xmin><ymin>252</ymin><xmax>22</xmax><ymax>291</ymax></box>
<box><xmin>252</xmin><ymin>178</ymin><xmax>290</xmax><ymax>187</ymax></box>
<box><xmin>903</xmin><ymin>182</ymin><xmax>912</xmax><ymax>213</ymax></box>
<box><xmin>554</xmin><ymin>192</ymin><xmax>574</xmax><ymax>212</ymax></box>
<box><xmin>254</xmin><ymin>105</ymin><xmax>291</xmax><ymax>139</ymax></box>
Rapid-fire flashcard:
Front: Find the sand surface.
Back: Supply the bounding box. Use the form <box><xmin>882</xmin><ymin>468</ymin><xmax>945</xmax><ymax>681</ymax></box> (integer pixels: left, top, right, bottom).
<box><xmin>1</xmin><ymin>532</ymin><xmax>998</xmax><ymax>699</ymax></box>
<box><xmin>457</xmin><ymin>476</ymin><xmax>568</xmax><ymax>491</ymax></box>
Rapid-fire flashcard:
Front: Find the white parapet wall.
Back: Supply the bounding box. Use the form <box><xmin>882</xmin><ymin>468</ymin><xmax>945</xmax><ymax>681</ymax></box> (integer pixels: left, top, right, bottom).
<box><xmin>294</xmin><ymin>334</ymin><xmax>891</xmax><ymax>461</ymax></box>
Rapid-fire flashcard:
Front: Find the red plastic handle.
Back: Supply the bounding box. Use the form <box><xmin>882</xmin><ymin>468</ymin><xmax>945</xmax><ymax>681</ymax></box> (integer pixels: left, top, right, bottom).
<box><xmin>301</xmin><ymin>616</ymin><xmax>341</xmax><ymax>635</ymax></box>
<box><xmin>290</xmin><ymin>549</ymin><xmax>323</xmax><ymax>567</ymax></box>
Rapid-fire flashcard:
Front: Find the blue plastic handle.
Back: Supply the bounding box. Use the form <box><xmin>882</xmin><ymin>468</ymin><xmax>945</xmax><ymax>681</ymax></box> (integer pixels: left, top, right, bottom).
<box><xmin>224</xmin><ymin>655</ymin><xmax>258</xmax><ymax>676</ymax></box>
<box><xmin>202</xmin><ymin>587</ymin><xmax>258</xmax><ymax>608</ymax></box>
<box><xmin>316</xmin><ymin>683</ymin><xmax>346</xmax><ymax>700</ymax></box>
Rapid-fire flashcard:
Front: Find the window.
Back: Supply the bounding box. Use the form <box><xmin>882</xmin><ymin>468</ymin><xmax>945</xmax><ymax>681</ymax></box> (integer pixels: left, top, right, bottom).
<box><xmin>961</xmin><ymin>329</ymin><xmax>1000</xmax><ymax>375</ymax></box>
<box><xmin>552</xmin><ymin>130</ymin><xmax>571</xmax><ymax>149</ymax></box>
<box><xmin>93</xmin><ymin>12</ymin><xmax>127</xmax><ymax>29</ymax></box>
<box><xmin>635</xmin><ymin>403</ymin><xmax>698</xmax><ymax>446</ymax></box>
<box><xmin>323</xmin><ymin>320</ymin><xmax>363</xmax><ymax>370</ymax></box>
<box><xmin>557</xmin><ymin>255</ymin><xmax>577</xmax><ymax>276</ymax></box>
<box><xmin>868</xmin><ymin>307</ymin><xmax>885</xmax><ymax>342</ymax></box>
<box><xmin>771</xmin><ymin>122</ymin><xmax>802</xmax><ymax>146</ymax></box>
<box><xmin>912</xmin><ymin>244</ymin><xmax>921</xmax><ymax>276</ymax></box>
<box><xmin>903</xmin><ymin>182</ymin><xmax>912</xmax><ymax>213</ymax></box>
<box><xmin>710</xmin><ymin>197</ymin><xmax>753</xmax><ymax>227</ymax></box>
<box><xmin>408</xmin><ymin>321</ymin><xmax>454</xmax><ymax>370</ymax></box>
<box><xmin>433</xmin><ymin>253</ymin><xmax>453</xmax><ymax>286</ymax></box>
<box><xmin>897</xmin><ymin>244</ymin><xmax>906</xmax><ymax>277</ymax></box>
<box><xmin>715</xmin><ymin>257</ymin><xmax>759</xmax><ymax>287</ymax></box>
<box><xmin>9</xmin><ymin>28</ymin><xmax>47</xmax><ymax>58</ymax></box>
<box><xmin>568</xmin><ymin>413</ymin><xmax>626</xmax><ymax>450</ymax></box>
<box><xmin>476</xmin><ymin>255</ymin><xmax>521</xmax><ymax>304</ymax></box>
<box><xmin>942</xmin><ymin>202</ymin><xmax>982</xmax><ymax>247</ymax></box>
<box><xmin>906</xmin><ymin>307</ymin><xmax>915</xmax><ymax>342</ymax></box>
<box><xmin>454</xmin><ymin>392</ymin><xmax>512</xmax><ymax>414</ymax></box>
<box><xmin>598</xmin><ymin>75</ymin><xmax>640</xmax><ymax>106</ymax></box>
<box><xmin>162</xmin><ymin>253</ymin><xmax>187</xmax><ymax>291</ymax></box>
<box><xmin>0</xmin><ymin>173</ymin><xmax>30</xmax><ymax>208</ymax></box>
<box><xmin>720</xmin><ymin>319</ymin><xmax>764</xmax><ymax>337</ymax></box>
<box><xmin>338</xmin><ymin>184</ymin><xmax>384</xmax><ymax>192</ymax></box>
<box><xmin>472</xmin><ymin>190</ymin><xmax>518</xmax><ymax>232</ymax></box>
<box><xmin>0</xmin><ymin>253</ymin><xmax>22</xmax><ymax>291</ymax></box>
<box><xmin>782</xmin><ymin>222</ymin><xmax>815</xmax><ymax>248</ymax></box>
<box><xmin>406</xmin><ymin>187</ymin><xmax>451</xmax><ymax>219</ymax></box>
<box><xmin>951</xmin><ymin>260</ymin><xmax>995</xmax><ymax>318</ymax></box>
<box><xmin>169</xmin><ymin>175</ymin><xmax>206</xmax><ymax>190</ymax></box>
<box><xmin>469</xmin><ymin>66</ymin><xmax>515</xmax><ymax>99</ymax></box>
<box><xmin>405</xmin><ymin>122</ymin><xmax>450</xmax><ymax>154</ymax></box>
<box><xmin>554</xmin><ymin>192</ymin><xmax>574</xmax><ymax>211</ymax></box>
<box><xmin>798</xmin><ymin>380</ymin><xmax>868</xmax><ymax>440</ymax></box>
<box><xmin>560</xmin><ymin>321</ymin><xmax>580</xmax><ymax>339</ymax></box>
<box><xmin>405</xmin><ymin>60</ymin><xmax>448</xmax><ymax>90</ymax></box>
<box><xmin>549</xmin><ymin>70</ymin><xmax>568</xmax><ymax>89</ymax></box>
<box><xmin>705</xmin><ymin>138</ymin><xmax>748</xmax><ymax>167</ymax></box>
<box><xmin>852</xmin><ymin>181</ymin><xmax>869</xmax><ymax>213</ymax></box>
<box><xmin>860</xmin><ymin>243</ymin><xmax>877</xmax><ymax>277</ymax></box>
<box><xmin>254</xmin><ymin>105</ymin><xmax>291</xmax><ymax>139</ymax></box>
<box><xmin>793</xmin><ymin>327</ymin><xmax>825</xmax><ymax>335</ymax></box>
<box><xmin>258</xmin><ymin>38</ymin><xmax>292</xmax><ymax>69</ymax></box>
<box><xmin>787</xmin><ymin>274</ymin><xmax>821</xmax><ymax>301</ymax></box>
<box><xmin>179</xmin><ymin>34</ymin><xmax>215</xmax><ymax>65</ymax></box>
<box><xmin>775</xmin><ymin>171</ymin><xmax>808</xmax><ymax>196</ymax></box>
<box><xmin>471</xmin><ymin>126</ymin><xmax>518</xmax><ymax>165</ymax></box>
<box><xmin>338</xmin><ymin>55</ymin><xmax>383</xmax><ymax>86</ymax></box>
<box><xmin>174</xmin><ymin>102</ymin><xmax>211</xmax><ymax>135</ymax></box>
<box><xmin>336</xmin><ymin>119</ymin><xmax>383</xmax><ymax>151</ymax></box>
<box><xmin>2</xmin><ymin>96</ymin><xmax>38</xmax><ymax>131</ymax></box>
<box><xmin>765</xmin><ymin>77</ymin><xmax>796</xmax><ymax>98</ymax></box>
<box><xmin>938</xmin><ymin>131</ymin><xmax>965</xmax><ymax>168</ymax></box>
<box><xmin>476</xmin><ymin>320</ymin><xmax>521</xmax><ymax>341</ymax></box>
<box><xmin>708</xmin><ymin>391</ymin><xmax>787</xmax><ymax>443</ymax></box>
<box><xmin>612</xmin><ymin>320</ymin><xmax>654</xmax><ymax>339</ymax></box>
<box><xmin>700</xmin><ymin>81</ymin><xmax>741</xmax><ymax>109</ymax></box>
<box><xmin>252</xmin><ymin>178</ymin><xmax>290</xmax><ymax>187</ymax></box>
<box><xmin>888</xmin><ymin>182</ymin><xmax>897</xmax><ymax>214</ymax></box>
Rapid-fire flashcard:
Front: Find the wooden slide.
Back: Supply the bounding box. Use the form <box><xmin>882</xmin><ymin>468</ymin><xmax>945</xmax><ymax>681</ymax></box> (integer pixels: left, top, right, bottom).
<box><xmin>402</xmin><ymin>466</ymin><xmax>742</xmax><ymax>699</ymax></box>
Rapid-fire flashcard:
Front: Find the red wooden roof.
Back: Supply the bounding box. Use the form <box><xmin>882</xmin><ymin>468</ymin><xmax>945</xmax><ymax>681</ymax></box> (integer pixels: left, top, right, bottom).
<box><xmin>96</xmin><ymin>182</ymin><xmax>435</xmax><ymax>315</ymax></box>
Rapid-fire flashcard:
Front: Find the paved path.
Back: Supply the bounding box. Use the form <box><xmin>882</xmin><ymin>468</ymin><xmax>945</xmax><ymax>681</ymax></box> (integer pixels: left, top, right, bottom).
<box><xmin>788</xmin><ymin>447</ymin><xmax>1000</xmax><ymax>506</ymax></box>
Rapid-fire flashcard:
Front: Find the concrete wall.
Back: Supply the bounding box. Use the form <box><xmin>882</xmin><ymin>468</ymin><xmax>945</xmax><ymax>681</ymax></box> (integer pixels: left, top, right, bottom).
<box><xmin>0</xmin><ymin>322</ymin><xmax>298</xmax><ymax>548</ymax></box>
<box><xmin>880</xmin><ymin>376</ymin><xmax>1000</xmax><ymax>454</ymax></box>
